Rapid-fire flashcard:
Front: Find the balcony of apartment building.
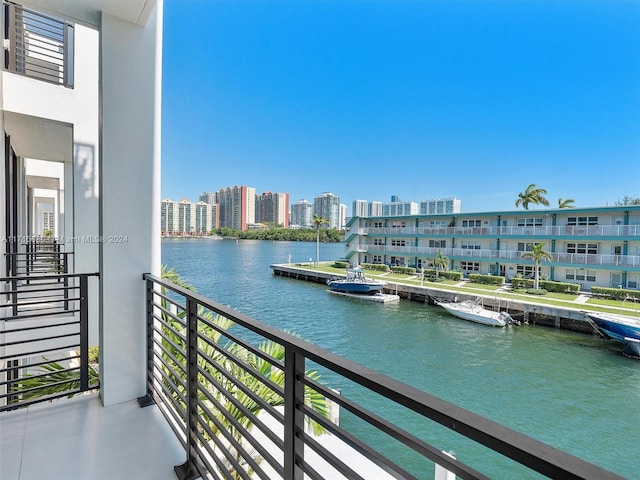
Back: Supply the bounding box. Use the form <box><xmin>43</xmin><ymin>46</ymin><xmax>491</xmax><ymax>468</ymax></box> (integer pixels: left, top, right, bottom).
<box><xmin>1</xmin><ymin>270</ymin><xmax>628</xmax><ymax>480</ymax></box>
<box><xmin>358</xmin><ymin>244</ymin><xmax>640</xmax><ymax>270</ymax></box>
<box><xmin>357</xmin><ymin>220</ymin><xmax>640</xmax><ymax>239</ymax></box>
<box><xmin>0</xmin><ymin>2</ymin><xmax>629</xmax><ymax>479</ymax></box>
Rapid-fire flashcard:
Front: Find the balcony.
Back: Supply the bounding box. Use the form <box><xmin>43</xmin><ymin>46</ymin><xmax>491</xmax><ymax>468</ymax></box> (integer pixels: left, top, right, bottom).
<box><xmin>358</xmin><ymin>245</ymin><xmax>640</xmax><ymax>268</ymax></box>
<box><xmin>0</xmin><ymin>271</ymin><xmax>629</xmax><ymax>478</ymax></box>
<box><xmin>1</xmin><ymin>393</ymin><xmax>184</xmax><ymax>480</ymax></box>
<box><xmin>3</xmin><ymin>2</ymin><xmax>74</xmax><ymax>88</ymax></box>
<box><xmin>363</xmin><ymin>224</ymin><xmax>640</xmax><ymax>238</ymax></box>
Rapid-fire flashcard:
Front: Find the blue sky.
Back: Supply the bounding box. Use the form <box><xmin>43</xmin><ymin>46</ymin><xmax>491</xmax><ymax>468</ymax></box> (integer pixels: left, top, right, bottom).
<box><xmin>161</xmin><ymin>0</ymin><xmax>640</xmax><ymax>214</ymax></box>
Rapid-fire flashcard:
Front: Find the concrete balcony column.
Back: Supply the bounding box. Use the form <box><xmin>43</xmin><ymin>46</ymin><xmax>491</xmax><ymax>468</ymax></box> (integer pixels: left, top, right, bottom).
<box><xmin>99</xmin><ymin>2</ymin><xmax>163</xmax><ymax>406</ymax></box>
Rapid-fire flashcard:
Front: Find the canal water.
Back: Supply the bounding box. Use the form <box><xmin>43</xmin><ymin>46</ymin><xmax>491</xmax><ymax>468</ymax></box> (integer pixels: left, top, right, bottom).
<box><xmin>162</xmin><ymin>238</ymin><xmax>638</xmax><ymax>479</ymax></box>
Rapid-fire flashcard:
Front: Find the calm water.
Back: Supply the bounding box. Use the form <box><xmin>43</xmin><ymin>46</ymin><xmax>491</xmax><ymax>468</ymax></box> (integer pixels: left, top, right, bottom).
<box><xmin>162</xmin><ymin>238</ymin><xmax>639</xmax><ymax>479</ymax></box>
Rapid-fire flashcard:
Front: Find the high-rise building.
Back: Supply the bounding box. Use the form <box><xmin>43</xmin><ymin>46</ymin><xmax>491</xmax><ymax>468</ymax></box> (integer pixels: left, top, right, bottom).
<box><xmin>199</xmin><ymin>192</ymin><xmax>216</xmax><ymax>204</ymax></box>
<box><xmin>217</xmin><ymin>185</ymin><xmax>256</xmax><ymax>231</ymax></box>
<box><xmin>161</xmin><ymin>199</ymin><xmax>177</xmax><ymax>234</ymax></box>
<box><xmin>352</xmin><ymin>200</ymin><xmax>368</xmax><ymax>218</ymax></box>
<box><xmin>382</xmin><ymin>197</ymin><xmax>419</xmax><ymax>216</ymax></box>
<box><xmin>291</xmin><ymin>199</ymin><xmax>313</xmax><ymax>228</ymax></box>
<box><xmin>256</xmin><ymin>191</ymin><xmax>290</xmax><ymax>228</ymax></box>
<box><xmin>195</xmin><ymin>201</ymin><xmax>216</xmax><ymax>233</ymax></box>
<box><xmin>161</xmin><ymin>198</ymin><xmax>196</xmax><ymax>234</ymax></box>
<box><xmin>314</xmin><ymin>192</ymin><xmax>340</xmax><ymax>228</ymax></box>
<box><xmin>339</xmin><ymin>204</ymin><xmax>348</xmax><ymax>229</ymax></box>
<box><xmin>368</xmin><ymin>201</ymin><xmax>383</xmax><ymax>217</ymax></box>
<box><xmin>420</xmin><ymin>197</ymin><xmax>461</xmax><ymax>215</ymax></box>
<box><xmin>352</xmin><ymin>200</ymin><xmax>382</xmax><ymax>218</ymax></box>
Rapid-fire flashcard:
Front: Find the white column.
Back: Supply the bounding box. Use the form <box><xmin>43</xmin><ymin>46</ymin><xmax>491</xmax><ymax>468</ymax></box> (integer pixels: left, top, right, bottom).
<box><xmin>99</xmin><ymin>2</ymin><xmax>163</xmax><ymax>406</ymax></box>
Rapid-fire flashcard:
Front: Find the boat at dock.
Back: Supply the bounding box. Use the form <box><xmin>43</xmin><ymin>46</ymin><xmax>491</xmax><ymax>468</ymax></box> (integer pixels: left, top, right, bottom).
<box><xmin>327</xmin><ymin>268</ymin><xmax>386</xmax><ymax>295</ymax></box>
<box><xmin>436</xmin><ymin>300</ymin><xmax>515</xmax><ymax>327</ymax></box>
<box><xmin>584</xmin><ymin>312</ymin><xmax>640</xmax><ymax>358</ymax></box>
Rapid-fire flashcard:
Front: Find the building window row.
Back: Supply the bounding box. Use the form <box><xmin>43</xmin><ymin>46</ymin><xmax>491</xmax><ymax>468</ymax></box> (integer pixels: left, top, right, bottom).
<box><xmin>517</xmin><ymin>218</ymin><xmax>543</xmax><ymax>227</ymax></box>
<box><xmin>566</xmin><ymin>269</ymin><xmax>597</xmax><ymax>282</ymax></box>
<box><xmin>460</xmin><ymin>261</ymin><xmax>480</xmax><ymax>272</ymax></box>
<box><xmin>567</xmin><ymin>216</ymin><xmax>598</xmax><ymax>226</ymax></box>
<box><xmin>462</xmin><ymin>219</ymin><xmax>482</xmax><ymax>227</ymax></box>
<box><xmin>567</xmin><ymin>243</ymin><xmax>598</xmax><ymax>254</ymax></box>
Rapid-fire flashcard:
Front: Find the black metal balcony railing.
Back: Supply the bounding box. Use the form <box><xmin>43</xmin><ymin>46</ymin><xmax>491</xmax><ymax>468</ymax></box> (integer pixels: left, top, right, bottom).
<box><xmin>0</xmin><ymin>272</ymin><xmax>98</xmax><ymax>411</ymax></box>
<box><xmin>3</xmin><ymin>1</ymin><xmax>74</xmax><ymax>87</ymax></box>
<box><xmin>142</xmin><ymin>273</ymin><xmax>624</xmax><ymax>480</ymax></box>
<box><xmin>6</xmin><ymin>249</ymin><xmax>72</xmax><ymax>277</ymax></box>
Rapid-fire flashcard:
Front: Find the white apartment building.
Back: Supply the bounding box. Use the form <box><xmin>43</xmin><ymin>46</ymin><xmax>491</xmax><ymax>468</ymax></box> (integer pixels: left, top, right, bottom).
<box><xmin>291</xmin><ymin>199</ymin><xmax>313</xmax><ymax>228</ymax></box>
<box><xmin>161</xmin><ymin>198</ymin><xmax>215</xmax><ymax>234</ymax></box>
<box><xmin>382</xmin><ymin>200</ymin><xmax>419</xmax><ymax>216</ymax></box>
<box><xmin>352</xmin><ymin>199</ymin><xmax>368</xmax><ymax>218</ymax></box>
<box><xmin>339</xmin><ymin>203</ymin><xmax>348</xmax><ymax>229</ymax></box>
<box><xmin>420</xmin><ymin>197</ymin><xmax>461</xmax><ymax>215</ymax></box>
<box><xmin>199</xmin><ymin>191</ymin><xmax>216</xmax><ymax>204</ymax></box>
<box><xmin>345</xmin><ymin>206</ymin><xmax>640</xmax><ymax>290</ymax></box>
<box><xmin>368</xmin><ymin>201</ymin><xmax>383</xmax><ymax>217</ymax></box>
<box><xmin>314</xmin><ymin>192</ymin><xmax>340</xmax><ymax>228</ymax></box>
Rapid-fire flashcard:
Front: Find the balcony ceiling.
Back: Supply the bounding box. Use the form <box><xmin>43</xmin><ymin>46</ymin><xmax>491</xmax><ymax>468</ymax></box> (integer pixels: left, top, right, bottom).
<box><xmin>4</xmin><ymin>112</ymin><xmax>72</xmax><ymax>163</ymax></box>
<box><xmin>22</xmin><ymin>0</ymin><xmax>157</xmax><ymax>27</ymax></box>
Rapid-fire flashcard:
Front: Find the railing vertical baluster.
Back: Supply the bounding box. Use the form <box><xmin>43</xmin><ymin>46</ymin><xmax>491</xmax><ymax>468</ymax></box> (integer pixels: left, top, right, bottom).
<box><xmin>79</xmin><ymin>274</ymin><xmax>89</xmax><ymax>391</ymax></box>
<box><xmin>284</xmin><ymin>348</ymin><xmax>305</xmax><ymax>480</ymax></box>
<box><xmin>174</xmin><ymin>295</ymin><xmax>200</xmax><ymax>480</ymax></box>
<box><xmin>11</xmin><ymin>249</ymin><xmax>18</xmax><ymax>315</ymax></box>
<box><xmin>63</xmin><ymin>253</ymin><xmax>69</xmax><ymax>310</ymax></box>
<box><xmin>5</xmin><ymin>2</ymin><xmax>16</xmax><ymax>72</ymax></box>
<box><xmin>64</xmin><ymin>22</ymin><xmax>74</xmax><ymax>87</ymax></box>
<box><xmin>138</xmin><ymin>277</ymin><xmax>156</xmax><ymax>407</ymax></box>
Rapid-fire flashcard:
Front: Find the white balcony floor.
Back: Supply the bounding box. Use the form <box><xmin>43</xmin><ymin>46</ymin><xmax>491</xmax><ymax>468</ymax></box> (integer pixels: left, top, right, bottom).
<box><xmin>0</xmin><ymin>393</ymin><xmax>185</xmax><ymax>480</ymax></box>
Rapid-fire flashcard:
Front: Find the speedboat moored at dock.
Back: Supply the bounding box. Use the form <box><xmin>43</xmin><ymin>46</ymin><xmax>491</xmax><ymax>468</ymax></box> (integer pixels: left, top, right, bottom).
<box><xmin>585</xmin><ymin>312</ymin><xmax>640</xmax><ymax>358</ymax></box>
<box><xmin>437</xmin><ymin>300</ymin><xmax>515</xmax><ymax>327</ymax></box>
<box><xmin>327</xmin><ymin>268</ymin><xmax>386</xmax><ymax>295</ymax></box>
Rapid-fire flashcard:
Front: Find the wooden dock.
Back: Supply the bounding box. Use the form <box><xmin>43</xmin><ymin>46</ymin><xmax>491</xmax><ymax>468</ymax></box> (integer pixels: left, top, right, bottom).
<box><xmin>326</xmin><ymin>290</ymin><xmax>400</xmax><ymax>303</ymax></box>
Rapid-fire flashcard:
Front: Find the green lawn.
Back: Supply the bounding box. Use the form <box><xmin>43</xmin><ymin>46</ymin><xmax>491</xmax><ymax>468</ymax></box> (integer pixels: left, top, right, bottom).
<box><xmin>290</xmin><ymin>263</ymin><xmax>635</xmax><ymax>316</ymax></box>
<box><xmin>464</xmin><ymin>283</ymin><xmax>503</xmax><ymax>292</ymax></box>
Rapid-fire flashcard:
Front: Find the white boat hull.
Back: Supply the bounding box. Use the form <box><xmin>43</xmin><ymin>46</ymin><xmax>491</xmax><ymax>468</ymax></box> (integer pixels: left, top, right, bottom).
<box><xmin>437</xmin><ymin>301</ymin><xmax>511</xmax><ymax>327</ymax></box>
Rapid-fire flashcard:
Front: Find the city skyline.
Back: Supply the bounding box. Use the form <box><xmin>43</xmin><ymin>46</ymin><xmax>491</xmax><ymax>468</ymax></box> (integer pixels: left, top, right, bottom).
<box><xmin>162</xmin><ymin>1</ymin><xmax>640</xmax><ymax>213</ymax></box>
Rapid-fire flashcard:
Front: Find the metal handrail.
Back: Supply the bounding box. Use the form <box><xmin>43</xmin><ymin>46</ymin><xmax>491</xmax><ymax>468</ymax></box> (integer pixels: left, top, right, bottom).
<box><xmin>141</xmin><ymin>273</ymin><xmax>624</xmax><ymax>480</ymax></box>
<box><xmin>357</xmin><ymin>245</ymin><xmax>640</xmax><ymax>268</ymax></box>
<box><xmin>3</xmin><ymin>2</ymin><xmax>74</xmax><ymax>87</ymax></box>
<box><xmin>359</xmin><ymin>223</ymin><xmax>640</xmax><ymax>238</ymax></box>
<box><xmin>0</xmin><ymin>272</ymin><xmax>99</xmax><ymax>411</ymax></box>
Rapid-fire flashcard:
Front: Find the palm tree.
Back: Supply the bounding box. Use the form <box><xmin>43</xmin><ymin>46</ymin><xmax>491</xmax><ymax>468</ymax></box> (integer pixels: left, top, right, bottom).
<box><xmin>615</xmin><ymin>195</ymin><xmax>640</xmax><ymax>206</ymax></box>
<box><xmin>521</xmin><ymin>243</ymin><xmax>552</xmax><ymax>290</ymax></box>
<box><xmin>515</xmin><ymin>184</ymin><xmax>550</xmax><ymax>210</ymax></box>
<box><xmin>558</xmin><ymin>197</ymin><xmax>575</xmax><ymax>209</ymax></box>
<box><xmin>430</xmin><ymin>251</ymin><xmax>449</xmax><ymax>279</ymax></box>
<box><xmin>158</xmin><ymin>266</ymin><xmax>330</xmax><ymax>478</ymax></box>
<box><xmin>312</xmin><ymin>214</ymin><xmax>329</xmax><ymax>269</ymax></box>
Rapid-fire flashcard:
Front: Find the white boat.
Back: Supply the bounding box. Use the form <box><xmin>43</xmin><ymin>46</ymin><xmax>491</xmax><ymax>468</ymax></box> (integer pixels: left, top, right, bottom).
<box><xmin>436</xmin><ymin>300</ymin><xmax>514</xmax><ymax>327</ymax></box>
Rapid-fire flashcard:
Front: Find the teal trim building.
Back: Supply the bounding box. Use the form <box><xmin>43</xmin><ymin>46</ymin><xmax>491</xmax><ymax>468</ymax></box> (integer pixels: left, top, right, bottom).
<box><xmin>344</xmin><ymin>205</ymin><xmax>640</xmax><ymax>291</ymax></box>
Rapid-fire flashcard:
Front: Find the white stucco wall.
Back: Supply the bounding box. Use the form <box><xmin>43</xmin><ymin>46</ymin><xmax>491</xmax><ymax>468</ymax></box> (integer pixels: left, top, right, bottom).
<box><xmin>99</xmin><ymin>2</ymin><xmax>162</xmax><ymax>406</ymax></box>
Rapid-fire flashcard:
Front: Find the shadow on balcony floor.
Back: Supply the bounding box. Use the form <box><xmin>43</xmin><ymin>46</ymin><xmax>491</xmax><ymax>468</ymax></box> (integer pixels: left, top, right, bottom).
<box><xmin>0</xmin><ymin>393</ymin><xmax>184</xmax><ymax>480</ymax></box>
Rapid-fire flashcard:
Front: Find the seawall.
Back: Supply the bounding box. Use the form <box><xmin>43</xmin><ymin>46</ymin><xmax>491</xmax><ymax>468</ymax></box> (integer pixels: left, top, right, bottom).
<box><xmin>270</xmin><ymin>264</ymin><xmax>597</xmax><ymax>334</ymax></box>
